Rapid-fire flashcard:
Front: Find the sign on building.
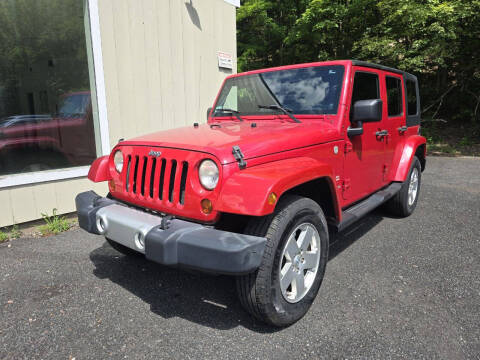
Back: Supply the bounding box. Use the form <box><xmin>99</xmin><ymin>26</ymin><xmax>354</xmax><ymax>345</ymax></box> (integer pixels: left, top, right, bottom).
<box><xmin>217</xmin><ymin>51</ymin><xmax>233</xmax><ymax>70</ymax></box>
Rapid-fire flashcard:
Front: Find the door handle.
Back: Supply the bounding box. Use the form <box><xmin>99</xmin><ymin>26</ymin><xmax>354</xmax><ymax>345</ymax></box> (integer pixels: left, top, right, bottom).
<box><xmin>375</xmin><ymin>130</ymin><xmax>388</xmax><ymax>137</ymax></box>
<box><xmin>397</xmin><ymin>126</ymin><xmax>408</xmax><ymax>133</ymax></box>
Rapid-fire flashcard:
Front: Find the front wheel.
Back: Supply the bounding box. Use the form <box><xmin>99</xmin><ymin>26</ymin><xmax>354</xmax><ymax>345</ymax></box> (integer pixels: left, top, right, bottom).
<box><xmin>236</xmin><ymin>195</ymin><xmax>329</xmax><ymax>327</ymax></box>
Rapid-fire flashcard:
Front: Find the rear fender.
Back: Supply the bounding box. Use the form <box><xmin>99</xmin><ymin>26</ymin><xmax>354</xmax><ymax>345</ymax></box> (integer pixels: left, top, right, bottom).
<box><xmin>390</xmin><ymin>135</ymin><xmax>426</xmax><ymax>182</ymax></box>
<box><xmin>88</xmin><ymin>155</ymin><xmax>111</xmax><ymax>182</ymax></box>
<box><xmin>216</xmin><ymin>157</ymin><xmax>339</xmax><ymax>218</ymax></box>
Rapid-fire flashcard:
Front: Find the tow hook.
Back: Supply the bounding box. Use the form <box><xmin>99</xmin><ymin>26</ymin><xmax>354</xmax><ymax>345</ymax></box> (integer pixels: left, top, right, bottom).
<box><xmin>160</xmin><ymin>215</ymin><xmax>174</xmax><ymax>230</ymax></box>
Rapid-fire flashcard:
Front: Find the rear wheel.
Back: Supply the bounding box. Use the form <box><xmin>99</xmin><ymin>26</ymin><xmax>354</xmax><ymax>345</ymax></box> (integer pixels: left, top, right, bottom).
<box><xmin>106</xmin><ymin>238</ymin><xmax>142</xmax><ymax>257</ymax></box>
<box><xmin>236</xmin><ymin>195</ymin><xmax>329</xmax><ymax>327</ymax></box>
<box><xmin>385</xmin><ymin>156</ymin><xmax>422</xmax><ymax>217</ymax></box>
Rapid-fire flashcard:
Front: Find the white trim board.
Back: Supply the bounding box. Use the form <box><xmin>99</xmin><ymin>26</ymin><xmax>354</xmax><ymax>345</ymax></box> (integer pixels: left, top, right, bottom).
<box><xmin>88</xmin><ymin>0</ymin><xmax>110</xmax><ymax>155</ymax></box>
<box><xmin>0</xmin><ymin>166</ymin><xmax>90</xmax><ymax>189</ymax></box>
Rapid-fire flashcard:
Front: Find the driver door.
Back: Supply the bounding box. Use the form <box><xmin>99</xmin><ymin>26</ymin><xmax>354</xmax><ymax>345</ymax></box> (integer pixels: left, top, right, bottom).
<box><xmin>343</xmin><ymin>68</ymin><xmax>387</xmax><ymax>203</ymax></box>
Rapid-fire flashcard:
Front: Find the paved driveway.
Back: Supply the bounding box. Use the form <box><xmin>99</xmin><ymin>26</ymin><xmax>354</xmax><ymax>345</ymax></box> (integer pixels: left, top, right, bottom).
<box><xmin>1</xmin><ymin>157</ymin><xmax>479</xmax><ymax>359</ymax></box>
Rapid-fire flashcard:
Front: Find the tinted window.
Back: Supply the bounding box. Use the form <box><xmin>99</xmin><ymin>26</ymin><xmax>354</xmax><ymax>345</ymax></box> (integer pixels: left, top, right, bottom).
<box><xmin>350</xmin><ymin>72</ymin><xmax>380</xmax><ymax>119</ymax></box>
<box><xmin>406</xmin><ymin>79</ymin><xmax>418</xmax><ymax>116</ymax></box>
<box><xmin>386</xmin><ymin>76</ymin><xmax>403</xmax><ymax>116</ymax></box>
<box><xmin>214</xmin><ymin>65</ymin><xmax>345</xmax><ymax>115</ymax></box>
<box><xmin>351</xmin><ymin>72</ymin><xmax>379</xmax><ymax>104</ymax></box>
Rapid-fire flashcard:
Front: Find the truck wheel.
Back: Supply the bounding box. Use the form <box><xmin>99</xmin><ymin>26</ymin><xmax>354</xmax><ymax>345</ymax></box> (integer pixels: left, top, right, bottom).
<box><xmin>385</xmin><ymin>156</ymin><xmax>422</xmax><ymax>217</ymax></box>
<box><xmin>236</xmin><ymin>195</ymin><xmax>329</xmax><ymax>327</ymax></box>
<box><xmin>105</xmin><ymin>238</ymin><xmax>142</xmax><ymax>257</ymax></box>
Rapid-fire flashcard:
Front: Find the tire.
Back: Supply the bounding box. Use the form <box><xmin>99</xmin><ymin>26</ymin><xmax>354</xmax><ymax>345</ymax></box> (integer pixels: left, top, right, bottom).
<box><xmin>105</xmin><ymin>238</ymin><xmax>143</xmax><ymax>257</ymax></box>
<box><xmin>385</xmin><ymin>156</ymin><xmax>422</xmax><ymax>217</ymax></box>
<box><xmin>236</xmin><ymin>195</ymin><xmax>329</xmax><ymax>327</ymax></box>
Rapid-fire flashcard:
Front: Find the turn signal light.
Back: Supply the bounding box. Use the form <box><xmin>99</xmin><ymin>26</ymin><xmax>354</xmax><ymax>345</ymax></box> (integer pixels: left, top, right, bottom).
<box><xmin>267</xmin><ymin>192</ymin><xmax>277</xmax><ymax>205</ymax></box>
<box><xmin>109</xmin><ymin>179</ymin><xmax>116</xmax><ymax>192</ymax></box>
<box><xmin>201</xmin><ymin>199</ymin><xmax>213</xmax><ymax>214</ymax></box>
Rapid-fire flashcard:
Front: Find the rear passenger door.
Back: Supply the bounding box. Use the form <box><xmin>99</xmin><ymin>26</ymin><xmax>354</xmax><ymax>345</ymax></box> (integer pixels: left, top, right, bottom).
<box><xmin>382</xmin><ymin>73</ymin><xmax>405</xmax><ymax>180</ymax></box>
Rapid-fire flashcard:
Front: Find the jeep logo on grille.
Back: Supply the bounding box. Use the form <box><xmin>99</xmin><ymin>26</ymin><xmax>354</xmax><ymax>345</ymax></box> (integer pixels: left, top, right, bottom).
<box><xmin>148</xmin><ymin>150</ymin><xmax>162</xmax><ymax>157</ymax></box>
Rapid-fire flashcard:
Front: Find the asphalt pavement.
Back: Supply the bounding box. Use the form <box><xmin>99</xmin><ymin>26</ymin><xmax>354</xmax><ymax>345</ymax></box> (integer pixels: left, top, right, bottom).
<box><xmin>1</xmin><ymin>156</ymin><xmax>479</xmax><ymax>359</ymax></box>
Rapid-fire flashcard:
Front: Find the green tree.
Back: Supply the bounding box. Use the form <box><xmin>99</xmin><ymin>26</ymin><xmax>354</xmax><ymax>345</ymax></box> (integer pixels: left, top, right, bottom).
<box><xmin>237</xmin><ymin>0</ymin><xmax>480</xmax><ymax>124</ymax></box>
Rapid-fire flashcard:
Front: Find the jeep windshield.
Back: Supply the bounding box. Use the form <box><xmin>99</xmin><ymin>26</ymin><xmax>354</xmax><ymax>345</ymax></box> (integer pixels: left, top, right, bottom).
<box><xmin>213</xmin><ymin>65</ymin><xmax>345</xmax><ymax>118</ymax></box>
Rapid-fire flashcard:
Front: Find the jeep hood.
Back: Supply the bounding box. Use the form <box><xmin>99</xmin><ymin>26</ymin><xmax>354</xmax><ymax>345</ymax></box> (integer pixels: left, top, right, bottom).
<box><xmin>120</xmin><ymin>120</ymin><xmax>340</xmax><ymax>164</ymax></box>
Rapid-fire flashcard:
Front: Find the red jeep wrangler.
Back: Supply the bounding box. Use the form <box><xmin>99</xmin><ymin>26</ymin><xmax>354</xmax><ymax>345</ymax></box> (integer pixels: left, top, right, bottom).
<box><xmin>76</xmin><ymin>60</ymin><xmax>426</xmax><ymax>326</ymax></box>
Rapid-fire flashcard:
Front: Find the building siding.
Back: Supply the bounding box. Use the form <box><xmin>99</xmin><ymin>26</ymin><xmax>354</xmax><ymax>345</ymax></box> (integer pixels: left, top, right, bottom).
<box><xmin>98</xmin><ymin>0</ymin><xmax>237</xmax><ymax>145</ymax></box>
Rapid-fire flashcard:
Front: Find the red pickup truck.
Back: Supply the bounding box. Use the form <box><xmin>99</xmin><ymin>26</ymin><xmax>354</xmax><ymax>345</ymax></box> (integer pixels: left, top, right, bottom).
<box><xmin>76</xmin><ymin>60</ymin><xmax>426</xmax><ymax>326</ymax></box>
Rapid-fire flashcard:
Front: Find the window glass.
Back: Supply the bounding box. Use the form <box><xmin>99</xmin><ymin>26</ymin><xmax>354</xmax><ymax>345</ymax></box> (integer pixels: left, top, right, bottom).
<box><xmin>0</xmin><ymin>0</ymin><xmax>98</xmax><ymax>176</ymax></box>
<box><xmin>351</xmin><ymin>72</ymin><xmax>379</xmax><ymax>104</ymax></box>
<box><xmin>214</xmin><ymin>65</ymin><xmax>345</xmax><ymax>115</ymax></box>
<box><xmin>386</xmin><ymin>76</ymin><xmax>403</xmax><ymax>117</ymax></box>
<box><xmin>350</xmin><ymin>71</ymin><xmax>380</xmax><ymax>119</ymax></box>
<box><xmin>222</xmin><ymin>86</ymin><xmax>238</xmax><ymax>111</ymax></box>
<box><xmin>406</xmin><ymin>79</ymin><xmax>418</xmax><ymax>116</ymax></box>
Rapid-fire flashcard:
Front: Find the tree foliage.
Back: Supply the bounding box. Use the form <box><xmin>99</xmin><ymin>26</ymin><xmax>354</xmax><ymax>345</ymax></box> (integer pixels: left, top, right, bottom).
<box><xmin>237</xmin><ymin>0</ymin><xmax>480</xmax><ymax>123</ymax></box>
<box><xmin>0</xmin><ymin>0</ymin><xmax>89</xmax><ymax>116</ymax></box>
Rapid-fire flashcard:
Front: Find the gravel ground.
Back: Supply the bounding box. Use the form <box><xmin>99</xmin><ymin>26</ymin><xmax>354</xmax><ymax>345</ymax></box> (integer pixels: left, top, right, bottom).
<box><xmin>1</xmin><ymin>156</ymin><xmax>479</xmax><ymax>359</ymax></box>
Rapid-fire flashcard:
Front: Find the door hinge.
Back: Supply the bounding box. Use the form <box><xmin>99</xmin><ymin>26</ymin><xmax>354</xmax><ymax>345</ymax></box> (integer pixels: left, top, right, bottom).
<box><xmin>344</xmin><ymin>141</ymin><xmax>353</xmax><ymax>153</ymax></box>
<box><xmin>232</xmin><ymin>145</ymin><xmax>247</xmax><ymax>169</ymax></box>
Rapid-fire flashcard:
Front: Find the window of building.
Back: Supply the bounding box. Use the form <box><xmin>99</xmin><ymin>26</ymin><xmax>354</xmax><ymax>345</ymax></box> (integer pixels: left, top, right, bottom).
<box><xmin>0</xmin><ymin>0</ymin><xmax>102</xmax><ymax>180</ymax></box>
<box><xmin>386</xmin><ymin>76</ymin><xmax>403</xmax><ymax>117</ymax></box>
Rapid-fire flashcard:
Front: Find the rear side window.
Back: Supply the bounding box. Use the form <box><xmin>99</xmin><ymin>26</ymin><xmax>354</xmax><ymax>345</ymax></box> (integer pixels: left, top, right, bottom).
<box><xmin>386</xmin><ymin>76</ymin><xmax>403</xmax><ymax>116</ymax></box>
<box><xmin>351</xmin><ymin>72</ymin><xmax>379</xmax><ymax>104</ymax></box>
<box><xmin>405</xmin><ymin>79</ymin><xmax>418</xmax><ymax>115</ymax></box>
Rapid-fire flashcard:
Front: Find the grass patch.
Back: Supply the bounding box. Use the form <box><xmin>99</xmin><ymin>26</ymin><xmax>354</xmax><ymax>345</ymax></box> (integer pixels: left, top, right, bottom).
<box><xmin>421</xmin><ymin>121</ymin><xmax>480</xmax><ymax>156</ymax></box>
<box><xmin>9</xmin><ymin>224</ymin><xmax>22</xmax><ymax>239</ymax></box>
<box><xmin>0</xmin><ymin>224</ymin><xmax>23</xmax><ymax>242</ymax></box>
<box><xmin>39</xmin><ymin>209</ymin><xmax>71</xmax><ymax>236</ymax></box>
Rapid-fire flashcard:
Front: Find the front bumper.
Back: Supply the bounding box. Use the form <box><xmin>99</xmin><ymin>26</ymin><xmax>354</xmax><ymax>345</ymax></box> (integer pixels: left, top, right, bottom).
<box><xmin>75</xmin><ymin>191</ymin><xmax>266</xmax><ymax>275</ymax></box>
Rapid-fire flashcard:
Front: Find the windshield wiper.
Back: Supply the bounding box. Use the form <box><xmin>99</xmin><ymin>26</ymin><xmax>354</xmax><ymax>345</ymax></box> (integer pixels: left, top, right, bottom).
<box><xmin>257</xmin><ymin>104</ymin><xmax>301</xmax><ymax>123</ymax></box>
<box><xmin>213</xmin><ymin>108</ymin><xmax>243</xmax><ymax>122</ymax></box>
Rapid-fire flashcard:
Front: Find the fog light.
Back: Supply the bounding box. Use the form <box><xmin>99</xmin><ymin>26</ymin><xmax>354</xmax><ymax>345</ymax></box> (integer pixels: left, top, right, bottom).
<box><xmin>201</xmin><ymin>199</ymin><xmax>213</xmax><ymax>214</ymax></box>
<box><xmin>267</xmin><ymin>192</ymin><xmax>277</xmax><ymax>205</ymax></box>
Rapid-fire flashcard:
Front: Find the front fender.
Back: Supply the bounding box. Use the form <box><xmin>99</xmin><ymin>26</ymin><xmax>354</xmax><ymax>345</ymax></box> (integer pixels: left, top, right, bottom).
<box><xmin>216</xmin><ymin>157</ymin><xmax>337</xmax><ymax>217</ymax></box>
<box><xmin>88</xmin><ymin>155</ymin><xmax>111</xmax><ymax>182</ymax></box>
<box><xmin>390</xmin><ymin>135</ymin><xmax>426</xmax><ymax>182</ymax></box>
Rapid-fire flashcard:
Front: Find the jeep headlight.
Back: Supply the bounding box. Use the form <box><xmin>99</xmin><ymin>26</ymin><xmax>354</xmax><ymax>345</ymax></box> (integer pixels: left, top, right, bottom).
<box><xmin>199</xmin><ymin>159</ymin><xmax>219</xmax><ymax>190</ymax></box>
<box><xmin>113</xmin><ymin>150</ymin><xmax>124</xmax><ymax>173</ymax></box>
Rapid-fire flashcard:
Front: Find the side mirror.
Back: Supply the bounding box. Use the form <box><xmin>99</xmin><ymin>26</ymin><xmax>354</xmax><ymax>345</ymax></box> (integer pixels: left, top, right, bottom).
<box><xmin>352</xmin><ymin>99</ymin><xmax>382</xmax><ymax>123</ymax></box>
<box><xmin>206</xmin><ymin>107</ymin><xmax>212</xmax><ymax>120</ymax></box>
<box><xmin>347</xmin><ymin>99</ymin><xmax>383</xmax><ymax>137</ymax></box>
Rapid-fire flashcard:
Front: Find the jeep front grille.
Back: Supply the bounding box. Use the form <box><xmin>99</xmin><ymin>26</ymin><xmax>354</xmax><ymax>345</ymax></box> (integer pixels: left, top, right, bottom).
<box><xmin>124</xmin><ymin>154</ymin><xmax>189</xmax><ymax>205</ymax></box>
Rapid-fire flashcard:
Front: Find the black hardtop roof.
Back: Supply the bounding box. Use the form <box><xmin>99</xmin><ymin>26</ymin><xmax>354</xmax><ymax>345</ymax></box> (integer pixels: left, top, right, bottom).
<box><xmin>351</xmin><ymin>60</ymin><xmax>415</xmax><ymax>78</ymax></box>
